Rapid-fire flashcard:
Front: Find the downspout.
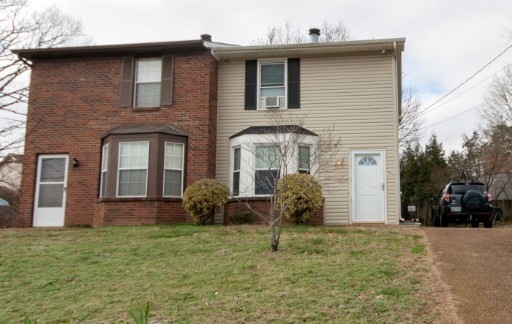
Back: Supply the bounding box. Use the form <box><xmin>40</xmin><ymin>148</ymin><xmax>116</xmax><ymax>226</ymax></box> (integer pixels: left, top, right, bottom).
<box><xmin>393</xmin><ymin>41</ymin><xmax>402</xmax><ymax>224</ymax></box>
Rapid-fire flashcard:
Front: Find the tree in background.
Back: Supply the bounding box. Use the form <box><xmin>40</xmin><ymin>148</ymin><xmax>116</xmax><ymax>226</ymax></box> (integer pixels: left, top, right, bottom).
<box><xmin>400</xmin><ymin>135</ymin><xmax>449</xmax><ymax>220</ymax></box>
<box><xmin>0</xmin><ymin>0</ymin><xmax>89</xmax><ymax>157</ymax></box>
<box><xmin>253</xmin><ymin>20</ymin><xmax>351</xmax><ymax>45</ymax></box>
<box><xmin>399</xmin><ymin>86</ymin><xmax>423</xmax><ymax>151</ymax></box>
<box><xmin>482</xmin><ymin>66</ymin><xmax>512</xmax><ymax>129</ymax></box>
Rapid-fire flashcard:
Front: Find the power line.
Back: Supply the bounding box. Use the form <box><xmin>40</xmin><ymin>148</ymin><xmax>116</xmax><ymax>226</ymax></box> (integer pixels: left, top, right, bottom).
<box><xmin>419</xmin><ymin>103</ymin><xmax>482</xmax><ymax>130</ymax></box>
<box><xmin>418</xmin><ymin>42</ymin><xmax>512</xmax><ymax>117</ymax></box>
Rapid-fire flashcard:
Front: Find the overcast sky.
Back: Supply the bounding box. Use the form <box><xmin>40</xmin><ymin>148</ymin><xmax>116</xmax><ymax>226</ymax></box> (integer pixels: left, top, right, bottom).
<box><xmin>31</xmin><ymin>0</ymin><xmax>512</xmax><ymax>153</ymax></box>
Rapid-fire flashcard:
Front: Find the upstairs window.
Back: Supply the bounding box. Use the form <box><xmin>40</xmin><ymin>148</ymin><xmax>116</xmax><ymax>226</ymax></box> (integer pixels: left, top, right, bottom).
<box><xmin>244</xmin><ymin>58</ymin><xmax>300</xmax><ymax>110</ymax></box>
<box><xmin>259</xmin><ymin>61</ymin><xmax>286</xmax><ymax>109</ymax></box>
<box><xmin>135</xmin><ymin>58</ymin><xmax>162</xmax><ymax>107</ymax></box>
<box><xmin>119</xmin><ymin>56</ymin><xmax>174</xmax><ymax>108</ymax></box>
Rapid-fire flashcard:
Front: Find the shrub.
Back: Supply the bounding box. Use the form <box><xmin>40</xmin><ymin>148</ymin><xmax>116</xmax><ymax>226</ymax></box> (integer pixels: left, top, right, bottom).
<box><xmin>229</xmin><ymin>210</ymin><xmax>254</xmax><ymax>224</ymax></box>
<box><xmin>183</xmin><ymin>179</ymin><xmax>229</xmax><ymax>225</ymax></box>
<box><xmin>276</xmin><ymin>173</ymin><xmax>323</xmax><ymax>225</ymax></box>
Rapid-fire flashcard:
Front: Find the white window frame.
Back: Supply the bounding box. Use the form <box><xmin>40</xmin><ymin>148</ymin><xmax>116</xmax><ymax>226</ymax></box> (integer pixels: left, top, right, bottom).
<box><xmin>163</xmin><ymin>142</ymin><xmax>185</xmax><ymax>198</ymax></box>
<box><xmin>254</xmin><ymin>144</ymin><xmax>281</xmax><ymax>196</ymax></box>
<box><xmin>100</xmin><ymin>143</ymin><xmax>109</xmax><ymax>198</ymax></box>
<box><xmin>116</xmin><ymin>141</ymin><xmax>149</xmax><ymax>197</ymax></box>
<box><xmin>134</xmin><ymin>58</ymin><xmax>162</xmax><ymax>108</ymax></box>
<box><xmin>257</xmin><ymin>59</ymin><xmax>287</xmax><ymax>110</ymax></box>
<box><xmin>298</xmin><ymin>145</ymin><xmax>311</xmax><ymax>174</ymax></box>
<box><xmin>232</xmin><ymin>146</ymin><xmax>241</xmax><ymax>196</ymax></box>
<box><xmin>229</xmin><ymin>133</ymin><xmax>318</xmax><ymax>198</ymax></box>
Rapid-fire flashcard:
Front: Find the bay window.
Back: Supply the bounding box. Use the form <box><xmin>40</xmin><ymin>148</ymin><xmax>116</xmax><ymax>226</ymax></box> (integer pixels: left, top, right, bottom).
<box><xmin>118</xmin><ymin>142</ymin><xmax>149</xmax><ymax>197</ymax></box>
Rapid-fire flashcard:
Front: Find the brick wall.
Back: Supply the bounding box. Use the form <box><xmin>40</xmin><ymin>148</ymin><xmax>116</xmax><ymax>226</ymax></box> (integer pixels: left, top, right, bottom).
<box><xmin>18</xmin><ymin>51</ymin><xmax>218</xmax><ymax>227</ymax></box>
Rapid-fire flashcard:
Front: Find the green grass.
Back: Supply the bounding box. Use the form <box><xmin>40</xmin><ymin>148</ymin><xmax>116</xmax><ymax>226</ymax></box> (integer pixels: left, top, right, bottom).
<box><xmin>0</xmin><ymin>225</ymin><xmax>440</xmax><ymax>323</ymax></box>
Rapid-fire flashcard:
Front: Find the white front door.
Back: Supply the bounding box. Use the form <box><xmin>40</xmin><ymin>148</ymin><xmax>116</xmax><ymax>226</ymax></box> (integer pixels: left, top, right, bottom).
<box><xmin>353</xmin><ymin>153</ymin><xmax>385</xmax><ymax>222</ymax></box>
<box><xmin>33</xmin><ymin>155</ymin><xmax>69</xmax><ymax>227</ymax></box>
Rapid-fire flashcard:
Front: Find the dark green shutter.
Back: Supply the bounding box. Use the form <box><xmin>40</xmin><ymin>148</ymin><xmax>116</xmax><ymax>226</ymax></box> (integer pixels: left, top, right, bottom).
<box><xmin>160</xmin><ymin>55</ymin><xmax>174</xmax><ymax>106</ymax></box>
<box><xmin>119</xmin><ymin>57</ymin><xmax>134</xmax><ymax>107</ymax></box>
<box><xmin>245</xmin><ymin>60</ymin><xmax>257</xmax><ymax>110</ymax></box>
<box><xmin>287</xmin><ymin>58</ymin><xmax>300</xmax><ymax>109</ymax></box>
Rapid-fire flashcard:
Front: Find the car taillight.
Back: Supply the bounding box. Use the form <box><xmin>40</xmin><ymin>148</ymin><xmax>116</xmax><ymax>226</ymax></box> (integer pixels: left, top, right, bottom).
<box><xmin>443</xmin><ymin>193</ymin><xmax>450</xmax><ymax>202</ymax></box>
<box><xmin>487</xmin><ymin>192</ymin><xmax>492</xmax><ymax>201</ymax></box>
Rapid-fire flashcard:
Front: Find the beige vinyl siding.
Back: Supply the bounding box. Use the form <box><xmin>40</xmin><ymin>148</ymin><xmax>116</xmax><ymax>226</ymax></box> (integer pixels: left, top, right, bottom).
<box><xmin>216</xmin><ymin>54</ymin><xmax>400</xmax><ymax>225</ymax></box>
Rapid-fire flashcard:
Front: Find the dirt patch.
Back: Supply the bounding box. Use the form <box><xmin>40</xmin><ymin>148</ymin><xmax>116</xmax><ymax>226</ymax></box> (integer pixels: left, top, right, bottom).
<box><xmin>423</xmin><ymin>227</ymin><xmax>512</xmax><ymax>323</ymax></box>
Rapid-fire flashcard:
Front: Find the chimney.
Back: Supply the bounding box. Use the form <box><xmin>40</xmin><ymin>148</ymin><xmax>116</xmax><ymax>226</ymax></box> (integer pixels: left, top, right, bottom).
<box><xmin>309</xmin><ymin>28</ymin><xmax>320</xmax><ymax>43</ymax></box>
<box><xmin>200</xmin><ymin>34</ymin><xmax>212</xmax><ymax>42</ymax></box>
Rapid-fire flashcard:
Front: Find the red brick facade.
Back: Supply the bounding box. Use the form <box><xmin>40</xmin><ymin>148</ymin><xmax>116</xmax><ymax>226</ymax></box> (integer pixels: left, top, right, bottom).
<box><xmin>17</xmin><ymin>45</ymin><xmax>218</xmax><ymax>227</ymax></box>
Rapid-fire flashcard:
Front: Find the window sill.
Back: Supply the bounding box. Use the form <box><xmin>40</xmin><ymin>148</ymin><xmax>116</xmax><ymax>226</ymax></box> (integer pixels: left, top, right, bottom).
<box><xmin>131</xmin><ymin>106</ymin><xmax>160</xmax><ymax>112</ymax></box>
<box><xmin>98</xmin><ymin>196</ymin><xmax>182</xmax><ymax>203</ymax></box>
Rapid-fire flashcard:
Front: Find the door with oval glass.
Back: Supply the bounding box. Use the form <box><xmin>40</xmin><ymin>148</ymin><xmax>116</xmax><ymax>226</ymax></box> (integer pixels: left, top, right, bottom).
<box><xmin>33</xmin><ymin>155</ymin><xmax>68</xmax><ymax>227</ymax></box>
<box><xmin>353</xmin><ymin>152</ymin><xmax>384</xmax><ymax>222</ymax></box>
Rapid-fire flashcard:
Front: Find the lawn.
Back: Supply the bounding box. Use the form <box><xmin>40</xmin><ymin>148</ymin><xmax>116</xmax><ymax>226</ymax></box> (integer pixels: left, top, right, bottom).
<box><xmin>0</xmin><ymin>225</ymin><xmax>441</xmax><ymax>323</ymax></box>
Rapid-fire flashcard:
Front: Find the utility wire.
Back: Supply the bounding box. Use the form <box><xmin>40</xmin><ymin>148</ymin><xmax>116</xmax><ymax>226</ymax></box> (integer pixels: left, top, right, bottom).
<box><xmin>419</xmin><ymin>103</ymin><xmax>482</xmax><ymax>130</ymax></box>
<box><xmin>418</xmin><ymin>42</ymin><xmax>512</xmax><ymax>116</ymax></box>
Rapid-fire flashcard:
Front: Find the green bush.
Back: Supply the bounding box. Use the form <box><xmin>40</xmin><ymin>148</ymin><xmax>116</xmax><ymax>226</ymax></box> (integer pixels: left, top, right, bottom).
<box><xmin>183</xmin><ymin>179</ymin><xmax>229</xmax><ymax>225</ymax></box>
<box><xmin>276</xmin><ymin>173</ymin><xmax>323</xmax><ymax>225</ymax></box>
<box><xmin>229</xmin><ymin>210</ymin><xmax>254</xmax><ymax>224</ymax></box>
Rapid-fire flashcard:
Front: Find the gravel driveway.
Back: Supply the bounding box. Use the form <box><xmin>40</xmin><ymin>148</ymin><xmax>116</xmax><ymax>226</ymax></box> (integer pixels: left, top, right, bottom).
<box><xmin>423</xmin><ymin>227</ymin><xmax>512</xmax><ymax>323</ymax></box>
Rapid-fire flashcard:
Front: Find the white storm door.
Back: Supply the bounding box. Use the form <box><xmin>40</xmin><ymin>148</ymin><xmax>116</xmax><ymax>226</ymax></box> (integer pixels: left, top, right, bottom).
<box><xmin>354</xmin><ymin>153</ymin><xmax>384</xmax><ymax>222</ymax></box>
<box><xmin>33</xmin><ymin>155</ymin><xmax>69</xmax><ymax>227</ymax></box>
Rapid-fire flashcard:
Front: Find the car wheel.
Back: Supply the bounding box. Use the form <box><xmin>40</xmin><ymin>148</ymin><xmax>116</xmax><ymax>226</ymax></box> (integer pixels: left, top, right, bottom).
<box><xmin>484</xmin><ymin>219</ymin><xmax>493</xmax><ymax>228</ymax></box>
<box><xmin>433</xmin><ymin>210</ymin><xmax>440</xmax><ymax>227</ymax></box>
<box><xmin>462</xmin><ymin>190</ymin><xmax>486</xmax><ymax>212</ymax></box>
<box><xmin>440</xmin><ymin>214</ymin><xmax>448</xmax><ymax>227</ymax></box>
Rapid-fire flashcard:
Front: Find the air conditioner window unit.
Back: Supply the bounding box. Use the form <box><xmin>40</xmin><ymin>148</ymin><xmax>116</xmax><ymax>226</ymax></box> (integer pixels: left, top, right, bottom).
<box><xmin>264</xmin><ymin>96</ymin><xmax>280</xmax><ymax>108</ymax></box>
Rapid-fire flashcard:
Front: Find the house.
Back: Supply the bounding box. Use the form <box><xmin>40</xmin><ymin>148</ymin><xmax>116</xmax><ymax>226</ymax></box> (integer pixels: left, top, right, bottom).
<box><xmin>14</xmin><ymin>31</ymin><xmax>404</xmax><ymax>227</ymax></box>
<box><xmin>213</xmin><ymin>31</ymin><xmax>404</xmax><ymax>225</ymax></box>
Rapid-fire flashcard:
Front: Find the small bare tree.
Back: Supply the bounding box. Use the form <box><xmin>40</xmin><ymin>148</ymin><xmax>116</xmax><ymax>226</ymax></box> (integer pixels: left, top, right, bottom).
<box><xmin>482</xmin><ymin>66</ymin><xmax>512</xmax><ymax>129</ymax></box>
<box><xmin>0</xmin><ymin>0</ymin><xmax>89</xmax><ymax>157</ymax></box>
<box><xmin>399</xmin><ymin>86</ymin><xmax>423</xmax><ymax>151</ymax></box>
<box><xmin>253</xmin><ymin>20</ymin><xmax>351</xmax><ymax>45</ymax></box>
<box><xmin>232</xmin><ymin>112</ymin><xmax>342</xmax><ymax>251</ymax></box>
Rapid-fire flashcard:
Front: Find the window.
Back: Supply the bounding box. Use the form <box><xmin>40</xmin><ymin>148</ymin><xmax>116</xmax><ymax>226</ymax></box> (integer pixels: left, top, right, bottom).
<box><xmin>232</xmin><ymin>147</ymin><xmax>241</xmax><ymax>196</ymax></box>
<box><xmin>117</xmin><ymin>142</ymin><xmax>149</xmax><ymax>197</ymax></box>
<box><xmin>244</xmin><ymin>58</ymin><xmax>300</xmax><ymax>110</ymax></box>
<box><xmin>163</xmin><ymin>142</ymin><xmax>184</xmax><ymax>197</ymax></box>
<box><xmin>259</xmin><ymin>61</ymin><xmax>285</xmax><ymax>109</ymax></box>
<box><xmin>255</xmin><ymin>146</ymin><xmax>281</xmax><ymax>195</ymax></box>
<box><xmin>120</xmin><ymin>56</ymin><xmax>174</xmax><ymax>108</ymax></box>
<box><xmin>100</xmin><ymin>144</ymin><xmax>109</xmax><ymax>198</ymax></box>
<box><xmin>298</xmin><ymin>145</ymin><xmax>311</xmax><ymax>174</ymax></box>
<box><xmin>134</xmin><ymin>58</ymin><xmax>162</xmax><ymax>107</ymax></box>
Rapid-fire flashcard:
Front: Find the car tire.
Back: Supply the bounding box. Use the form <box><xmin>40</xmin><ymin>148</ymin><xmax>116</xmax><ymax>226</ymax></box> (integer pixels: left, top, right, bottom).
<box><xmin>462</xmin><ymin>190</ymin><xmax>486</xmax><ymax>212</ymax></box>
<box><xmin>484</xmin><ymin>219</ymin><xmax>493</xmax><ymax>228</ymax></box>
<box><xmin>440</xmin><ymin>214</ymin><xmax>448</xmax><ymax>227</ymax></box>
<box><xmin>433</xmin><ymin>210</ymin><xmax>440</xmax><ymax>227</ymax></box>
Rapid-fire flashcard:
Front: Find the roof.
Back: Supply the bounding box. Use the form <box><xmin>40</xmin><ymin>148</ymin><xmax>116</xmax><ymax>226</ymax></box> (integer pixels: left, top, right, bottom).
<box><xmin>230</xmin><ymin>125</ymin><xmax>318</xmax><ymax>139</ymax></box>
<box><xmin>104</xmin><ymin>124</ymin><xmax>188</xmax><ymax>138</ymax></box>
<box><xmin>211</xmin><ymin>38</ymin><xmax>405</xmax><ymax>60</ymax></box>
<box><xmin>13</xmin><ymin>39</ymin><xmax>211</xmax><ymax>60</ymax></box>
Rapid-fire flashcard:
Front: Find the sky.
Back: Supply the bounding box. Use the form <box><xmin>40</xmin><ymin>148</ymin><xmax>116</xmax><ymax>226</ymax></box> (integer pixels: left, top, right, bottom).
<box><xmin>30</xmin><ymin>0</ymin><xmax>512</xmax><ymax>153</ymax></box>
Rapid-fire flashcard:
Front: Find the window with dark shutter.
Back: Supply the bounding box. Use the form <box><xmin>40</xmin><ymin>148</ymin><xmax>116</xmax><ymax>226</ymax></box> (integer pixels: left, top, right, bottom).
<box><xmin>119</xmin><ymin>57</ymin><xmax>134</xmax><ymax>107</ymax></box>
<box><xmin>287</xmin><ymin>58</ymin><xmax>300</xmax><ymax>109</ymax></box>
<box><xmin>245</xmin><ymin>60</ymin><xmax>257</xmax><ymax>110</ymax></box>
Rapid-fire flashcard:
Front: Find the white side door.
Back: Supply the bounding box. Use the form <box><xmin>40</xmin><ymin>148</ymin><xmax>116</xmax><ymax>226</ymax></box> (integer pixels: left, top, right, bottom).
<box><xmin>353</xmin><ymin>153</ymin><xmax>385</xmax><ymax>222</ymax></box>
<box><xmin>33</xmin><ymin>155</ymin><xmax>69</xmax><ymax>227</ymax></box>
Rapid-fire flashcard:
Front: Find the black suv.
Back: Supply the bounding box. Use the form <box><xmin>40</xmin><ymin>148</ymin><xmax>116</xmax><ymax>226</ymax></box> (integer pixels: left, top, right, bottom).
<box><xmin>433</xmin><ymin>181</ymin><xmax>494</xmax><ymax>228</ymax></box>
